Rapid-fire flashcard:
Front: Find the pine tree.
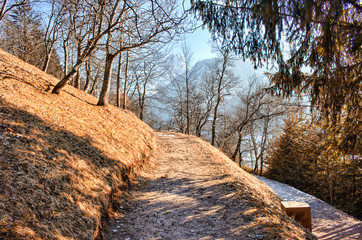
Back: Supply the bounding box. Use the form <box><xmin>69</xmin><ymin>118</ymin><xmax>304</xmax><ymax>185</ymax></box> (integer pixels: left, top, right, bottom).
<box><xmin>191</xmin><ymin>0</ymin><xmax>361</xmax><ymax>151</ymax></box>
<box><xmin>0</xmin><ymin>3</ymin><xmax>64</xmax><ymax>77</ymax></box>
<box><xmin>266</xmin><ymin>114</ymin><xmax>361</xmax><ymax>219</ymax></box>
<box><xmin>265</xmin><ymin>115</ymin><xmax>321</xmax><ymax>190</ymax></box>
<box><xmin>0</xmin><ymin>3</ymin><xmax>43</xmax><ymax>67</ymax></box>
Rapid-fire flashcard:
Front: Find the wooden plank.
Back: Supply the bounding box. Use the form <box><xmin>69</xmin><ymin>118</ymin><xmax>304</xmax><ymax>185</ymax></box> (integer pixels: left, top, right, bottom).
<box><xmin>281</xmin><ymin>201</ymin><xmax>312</xmax><ymax>231</ymax></box>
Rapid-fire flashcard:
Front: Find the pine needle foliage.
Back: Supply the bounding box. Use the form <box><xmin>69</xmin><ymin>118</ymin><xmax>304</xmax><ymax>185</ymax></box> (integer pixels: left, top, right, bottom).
<box><xmin>265</xmin><ymin>115</ymin><xmax>362</xmax><ymax>220</ymax></box>
<box><xmin>190</xmin><ymin>0</ymin><xmax>361</xmax><ymax>151</ymax></box>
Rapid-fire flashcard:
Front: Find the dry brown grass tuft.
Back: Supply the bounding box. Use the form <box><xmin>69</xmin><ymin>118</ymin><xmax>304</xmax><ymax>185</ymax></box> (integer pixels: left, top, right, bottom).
<box><xmin>185</xmin><ymin>134</ymin><xmax>316</xmax><ymax>240</ymax></box>
<box><xmin>0</xmin><ymin>49</ymin><xmax>157</xmax><ymax>239</ymax></box>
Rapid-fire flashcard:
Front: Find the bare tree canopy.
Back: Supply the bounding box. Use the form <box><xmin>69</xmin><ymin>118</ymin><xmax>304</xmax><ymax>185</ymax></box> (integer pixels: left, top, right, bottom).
<box><xmin>0</xmin><ymin>0</ymin><xmax>27</xmax><ymax>22</ymax></box>
<box><xmin>0</xmin><ymin>1</ymin><xmax>63</xmax><ymax>77</ymax></box>
<box><xmin>51</xmin><ymin>0</ymin><xmax>187</xmax><ymax>98</ymax></box>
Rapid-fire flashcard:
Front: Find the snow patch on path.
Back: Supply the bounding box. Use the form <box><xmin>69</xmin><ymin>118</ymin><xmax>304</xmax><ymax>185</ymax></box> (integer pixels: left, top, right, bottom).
<box><xmin>256</xmin><ymin>176</ymin><xmax>362</xmax><ymax>240</ymax></box>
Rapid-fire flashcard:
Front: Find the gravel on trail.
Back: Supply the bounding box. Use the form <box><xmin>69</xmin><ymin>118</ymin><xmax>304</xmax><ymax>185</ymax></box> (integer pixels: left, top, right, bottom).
<box><xmin>256</xmin><ymin>176</ymin><xmax>362</xmax><ymax>240</ymax></box>
<box><xmin>104</xmin><ymin>133</ymin><xmax>314</xmax><ymax>240</ymax></box>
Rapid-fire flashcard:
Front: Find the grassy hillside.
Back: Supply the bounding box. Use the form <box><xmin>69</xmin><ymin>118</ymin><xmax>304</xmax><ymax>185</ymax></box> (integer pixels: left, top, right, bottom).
<box><xmin>186</xmin><ymin>134</ymin><xmax>316</xmax><ymax>239</ymax></box>
<box><xmin>0</xmin><ymin>49</ymin><xmax>157</xmax><ymax>239</ymax></box>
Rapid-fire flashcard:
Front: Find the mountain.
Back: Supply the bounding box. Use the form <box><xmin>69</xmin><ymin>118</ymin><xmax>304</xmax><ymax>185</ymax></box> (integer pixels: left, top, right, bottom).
<box><xmin>147</xmin><ymin>55</ymin><xmax>269</xmax><ymax>129</ymax></box>
<box><xmin>154</xmin><ymin>55</ymin><xmax>268</xmax><ymax>88</ymax></box>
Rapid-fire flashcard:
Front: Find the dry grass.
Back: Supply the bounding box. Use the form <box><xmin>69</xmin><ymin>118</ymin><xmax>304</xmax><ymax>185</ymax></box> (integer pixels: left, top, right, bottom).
<box><xmin>0</xmin><ymin>49</ymin><xmax>157</xmax><ymax>239</ymax></box>
<box><xmin>0</xmin><ymin>48</ymin><xmax>315</xmax><ymax>240</ymax></box>
<box><xmin>185</xmin><ymin>134</ymin><xmax>316</xmax><ymax>239</ymax></box>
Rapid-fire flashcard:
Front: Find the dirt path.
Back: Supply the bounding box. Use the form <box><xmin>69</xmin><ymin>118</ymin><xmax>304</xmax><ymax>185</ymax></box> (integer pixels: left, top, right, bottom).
<box><xmin>106</xmin><ymin>133</ymin><xmax>248</xmax><ymax>239</ymax></box>
<box><xmin>256</xmin><ymin>176</ymin><xmax>362</xmax><ymax>240</ymax></box>
<box><xmin>105</xmin><ymin>133</ymin><xmax>313</xmax><ymax>240</ymax></box>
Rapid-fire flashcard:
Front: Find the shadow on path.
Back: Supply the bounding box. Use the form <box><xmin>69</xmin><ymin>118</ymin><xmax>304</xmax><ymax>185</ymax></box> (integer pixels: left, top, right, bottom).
<box><xmin>106</xmin><ymin>174</ymin><xmax>260</xmax><ymax>239</ymax></box>
<box><xmin>256</xmin><ymin>176</ymin><xmax>362</xmax><ymax>240</ymax></box>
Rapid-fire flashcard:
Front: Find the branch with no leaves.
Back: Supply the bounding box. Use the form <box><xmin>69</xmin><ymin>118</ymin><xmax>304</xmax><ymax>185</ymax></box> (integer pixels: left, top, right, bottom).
<box><xmin>0</xmin><ymin>0</ymin><xmax>27</xmax><ymax>22</ymax></box>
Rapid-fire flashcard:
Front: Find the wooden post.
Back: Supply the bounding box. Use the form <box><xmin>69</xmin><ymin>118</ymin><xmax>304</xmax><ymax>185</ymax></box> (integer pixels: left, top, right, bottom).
<box><xmin>281</xmin><ymin>201</ymin><xmax>312</xmax><ymax>231</ymax></box>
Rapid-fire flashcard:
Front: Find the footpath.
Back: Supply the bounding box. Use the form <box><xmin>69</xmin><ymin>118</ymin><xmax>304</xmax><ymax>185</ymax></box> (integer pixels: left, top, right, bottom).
<box><xmin>105</xmin><ymin>132</ymin><xmax>313</xmax><ymax>239</ymax></box>
<box><xmin>257</xmin><ymin>176</ymin><xmax>362</xmax><ymax>239</ymax></box>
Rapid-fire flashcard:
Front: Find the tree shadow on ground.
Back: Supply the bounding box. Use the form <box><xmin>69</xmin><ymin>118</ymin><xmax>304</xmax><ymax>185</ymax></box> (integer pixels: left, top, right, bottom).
<box><xmin>106</xmin><ymin>174</ymin><xmax>312</xmax><ymax>240</ymax></box>
<box><xmin>0</xmin><ymin>102</ymin><xmax>141</xmax><ymax>239</ymax></box>
<box><xmin>257</xmin><ymin>176</ymin><xmax>362</xmax><ymax>239</ymax></box>
<box><xmin>316</xmin><ymin>223</ymin><xmax>362</xmax><ymax>240</ymax></box>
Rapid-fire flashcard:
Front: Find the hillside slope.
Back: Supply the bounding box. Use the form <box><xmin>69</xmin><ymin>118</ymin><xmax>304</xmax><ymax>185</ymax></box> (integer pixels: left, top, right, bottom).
<box><xmin>0</xmin><ymin>49</ymin><xmax>157</xmax><ymax>239</ymax></box>
<box><xmin>106</xmin><ymin>133</ymin><xmax>316</xmax><ymax>239</ymax></box>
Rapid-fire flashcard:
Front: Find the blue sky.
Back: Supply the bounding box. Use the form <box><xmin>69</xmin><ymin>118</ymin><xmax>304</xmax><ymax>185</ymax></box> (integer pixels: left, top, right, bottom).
<box><xmin>181</xmin><ymin>26</ymin><xmax>269</xmax><ymax>81</ymax></box>
<box><xmin>184</xmin><ymin>27</ymin><xmax>217</xmax><ymax>61</ymax></box>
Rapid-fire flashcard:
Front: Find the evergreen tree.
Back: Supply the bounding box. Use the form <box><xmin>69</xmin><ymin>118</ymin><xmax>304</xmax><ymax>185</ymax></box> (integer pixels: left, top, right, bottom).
<box><xmin>266</xmin><ymin>114</ymin><xmax>361</xmax><ymax>219</ymax></box>
<box><xmin>0</xmin><ymin>3</ymin><xmax>63</xmax><ymax>77</ymax></box>
<box><xmin>0</xmin><ymin>3</ymin><xmax>43</xmax><ymax>67</ymax></box>
<box><xmin>266</xmin><ymin>115</ymin><xmax>321</xmax><ymax>189</ymax></box>
<box><xmin>191</xmin><ymin>0</ymin><xmax>361</xmax><ymax>151</ymax></box>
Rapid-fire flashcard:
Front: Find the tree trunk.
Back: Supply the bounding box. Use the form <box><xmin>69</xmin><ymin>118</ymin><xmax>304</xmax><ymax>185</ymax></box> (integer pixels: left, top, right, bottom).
<box><xmin>251</xmin><ymin>132</ymin><xmax>259</xmax><ymax>174</ymax></box>
<box><xmin>232</xmin><ymin>131</ymin><xmax>243</xmax><ymax>161</ymax></box>
<box><xmin>258</xmin><ymin>119</ymin><xmax>269</xmax><ymax>175</ymax></box>
<box><xmin>139</xmin><ymin>92</ymin><xmax>146</xmax><ymax>121</ymax></box>
<box><xmin>186</xmin><ymin>76</ymin><xmax>190</xmax><ymax>135</ymax></box>
<box><xmin>211</xmin><ymin>97</ymin><xmax>221</xmax><ymax>146</ymax></box>
<box><xmin>42</xmin><ymin>49</ymin><xmax>53</xmax><ymax>73</ymax></box>
<box><xmin>212</xmin><ymin>52</ymin><xmax>229</xmax><ymax>145</ymax></box>
<box><xmin>139</xmin><ymin>108</ymin><xmax>144</xmax><ymax>121</ymax></box>
<box><xmin>238</xmin><ymin>149</ymin><xmax>243</xmax><ymax>167</ymax></box>
<box><xmin>195</xmin><ymin>124</ymin><xmax>201</xmax><ymax>137</ymax></box>
<box><xmin>122</xmin><ymin>50</ymin><xmax>129</xmax><ymax>109</ymax></box>
<box><xmin>52</xmin><ymin>62</ymin><xmax>82</xmax><ymax>94</ymax></box>
<box><xmin>211</xmin><ymin>114</ymin><xmax>217</xmax><ymax>146</ymax></box>
<box><xmin>260</xmin><ymin>156</ymin><xmax>264</xmax><ymax>175</ymax></box>
<box><xmin>63</xmin><ymin>41</ymin><xmax>68</xmax><ymax>77</ymax></box>
<box><xmin>90</xmin><ymin>76</ymin><xmax>99</xmax><ymax>96</ymax></box>
<box><xmin>83</xmin><ymin>60</ymin><xmax>91</xmax><ymax>92</ymax></box>
<box><xmin>74</xmin><ymin>69</ymin><xmax>81</xmax><ymax>89</ymax></box>
<box><xmin>97</xmin><ymin>54</ymin><xmax>116</xmax><ymax>106</ymax></box>
<box><xmin>116</xmin><ymin>53</ymin><xmax>122</xmax><ymax>108</ymax></box>
<box><xmin>253</xmin><ymin>157</ymin><xmax>259</xmax><ymax>174</ymax></box>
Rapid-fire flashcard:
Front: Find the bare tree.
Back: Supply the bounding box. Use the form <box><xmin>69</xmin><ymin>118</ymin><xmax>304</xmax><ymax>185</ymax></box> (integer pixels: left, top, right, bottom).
<box><xmin>96</xmin><ymin>0</ymin><xmax>126</xmax><ymax>105</ymax></box>
<box><xmin>115</xmin><ymin>53</ymin><xmax>122</xmax><ymax>108</ymax></box>
<box><xmin>132</xmin><ymin>51</ymin><xmax>167</xmax><ymax>120</ymax></box>
<box><xmin>208</xmin><ymin>45</ymin><xmax>237</xmax><ymax>146</ymax></box>
<box><xmin>51</xmin><ymin>0</ymin><xmax>125</xmax><ymax>94</ymax></box>
<box><xmin>246</xmin><ymin>95</ymin><xmax>286</xmax><ymax>174</ymax></box>
<box><xmin>229</xmin><ymin>75</ymin><xmax>288</xmax><ymax>169</ymax></box>
<box><xmin>59</xmin><ymin>25</ymin><xmax>72</xmax><ymax>77</ymax></box>
<box><xmin>231</xmin><ymin>76</ymin><xmax>270</xmax><ymax>162</ymax></box>
<box><xmin>122</xmin><ymin>49</ymin><xmax>131</xmax><ymax>108</ymax></box>
<box><xmin>97</xmin><ymin>0</ymin><xmax>186</xmax><ymax>106</ymax></box>
<box><xmin>0</xmin><ymin>0</ymin><xmax>26</xmax><ymax>22</ymax></box>
<box><xmin>41</xmin><ymin>0</ymin><xmax>64</xmax><ymax>73</ymax></box>
<box><xmin>163</xmin><ymin>44</ymin><xmax>202</xmax><ymax>134</ymax></box>
<box><xmin>178</xmin><ymin>42</ymin><xmax>199</xmax><ymax>134</ymax></box>
<box><xmin>168</xmin><ymin>71</ymin><xmax>188</xmax><ymax>132</ymax></box>
<box><xmin>193</xmin><ymin>73</ymin><xmax>215</xmax><ymax>137</ymax></box>
<box><xmin>83</xmin><ymin>54</ymin><xmax>103</xmax><ymax>94</ymax></box>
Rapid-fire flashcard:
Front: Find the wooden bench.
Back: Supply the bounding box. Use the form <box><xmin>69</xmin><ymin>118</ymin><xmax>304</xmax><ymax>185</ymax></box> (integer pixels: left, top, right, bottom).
<box><xmin>281</xmin><ymin>201</ymin><xmax>312</xmax><ymax>231</ymax></box>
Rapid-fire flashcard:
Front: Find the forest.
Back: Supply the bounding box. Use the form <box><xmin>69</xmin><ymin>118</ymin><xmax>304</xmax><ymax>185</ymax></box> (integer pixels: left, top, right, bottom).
<box><xmin>0</xmin><ymin>0</ymin><xmax>360</xmax><ymax>219</ymax></box>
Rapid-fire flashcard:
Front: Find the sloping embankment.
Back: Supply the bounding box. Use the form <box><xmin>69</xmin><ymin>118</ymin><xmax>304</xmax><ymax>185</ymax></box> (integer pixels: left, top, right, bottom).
<box><xmin>0</xmin><ymin>49</ymin><xmax>156</xmax><ymax>239</ymax></box>
<box><xmin>105</xmin><ymin>132</ymin><xmax>316</xmax><ymax>240</ymax></box>
<box><xmin>106</xmin><ymin>132</ymin><xmax>316</xmax><ymax>239</ymax></box>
